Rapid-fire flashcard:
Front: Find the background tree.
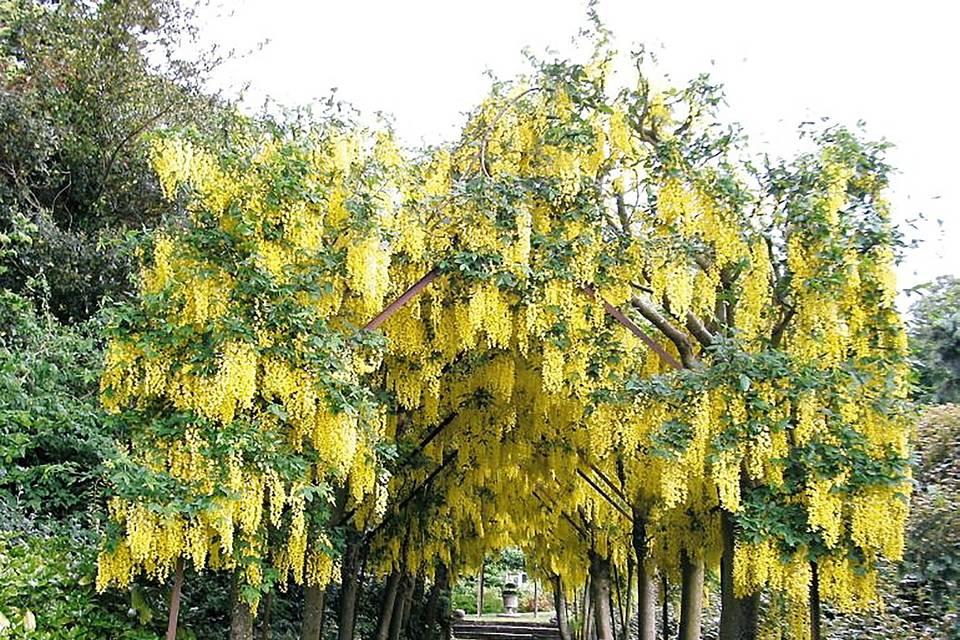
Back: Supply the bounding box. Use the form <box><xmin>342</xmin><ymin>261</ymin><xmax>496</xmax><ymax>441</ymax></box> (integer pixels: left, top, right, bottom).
<box><xmin>908</xmin><ymin>275</ymin><xmax>960</xmax><ymax>404</ymax></box>
<box><xmin>0</xmin><ymin>0</ymin><xmax>227</xmax><ymax>322</ymax></box>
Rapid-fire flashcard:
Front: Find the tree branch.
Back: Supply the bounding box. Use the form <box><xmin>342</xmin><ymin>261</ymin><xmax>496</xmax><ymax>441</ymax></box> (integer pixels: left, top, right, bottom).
<box><xmin>685</xmin><ymin>311</ymin><xmax>714</xmax><ymax>348</ymax></box>
<box><xmin>630</xmin><ymin>297</ymin><xmax>699</xmax><ymax>369</ymax></box>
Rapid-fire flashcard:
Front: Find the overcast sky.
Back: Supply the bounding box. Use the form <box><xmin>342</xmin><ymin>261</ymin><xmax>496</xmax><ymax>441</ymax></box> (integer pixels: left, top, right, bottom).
<box><xmin>196</xmin><ymin>0</ymin><xmax>958</xmax><ymax>304</ymax></box>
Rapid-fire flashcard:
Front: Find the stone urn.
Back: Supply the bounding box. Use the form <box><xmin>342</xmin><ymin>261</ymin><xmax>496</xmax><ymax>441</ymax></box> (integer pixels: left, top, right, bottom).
<box><xmin>501</xmin><ymin>582</ymin><xmax>519</xmax><ymax>613</ymax></box>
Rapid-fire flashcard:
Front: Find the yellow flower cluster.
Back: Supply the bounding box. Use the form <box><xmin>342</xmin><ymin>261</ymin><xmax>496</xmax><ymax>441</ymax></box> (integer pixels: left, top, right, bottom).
<box><xmin>100</xmin><ymin>128</ymin><xmax>398</xmax><ymax>601</ymax></box>
<box><xmin>97</xmin><ymin>53</ymin><xmax>914</xmax><ymax>632</ymax></box>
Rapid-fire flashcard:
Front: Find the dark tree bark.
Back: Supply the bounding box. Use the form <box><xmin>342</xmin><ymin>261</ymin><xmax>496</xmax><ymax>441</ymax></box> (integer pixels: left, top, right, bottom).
<box><xmin>337</xmin><ymin>532</ymin><xmax>362</xmax><ymax>640</ymax></box>
<box><xmin>230</xmin><ymin>572</ymin><xmax>255</xmax><ymax>640</ymax></box>
<box><xmin>810</xmin><ymin>562</ymin><xmax>822</xmax><ymax>640</ymax></box>
<box><xmin>259</xmin><ymin>589</ymin><xmax>272</xmax><ymax>640</ymax></box>
<box><xmin>719</xmin><ymin>512</ymin><xmax>759</xmax><ymax>640</ymax></box>
<box><xmin>375</xmin><ymin>572</ymin><xmax>402</xmax><ymax>640</ymax></box>
<box><xmin>582</xmin><ymin>581</ymin><xmax>593</xmax><ymax>640</ymax></box>
<box><xmin>388</xmin><ymin>574</ymin><xmax>414</xmax><ymax>640</ymax></box>
<box><xmin>619</xmin><ymin>558</ymin><xmax>634</xmax><ymax>640</ymax></box>
<box><xmin>424</xmin><ymin>565</ymin><xmax>452</xmax><ymax>639</ymax></box>
<box><xmin>301</xmin><ymin>584</ymin><xmax>325</xmax><ymax>640</ymax></box>
<box><xmin>679</xmin><ymin>551</ymin><xmax>704</xmax><ymax>640</ymax></box>
<box><xmin>589</xmin><ymin>552</ymin><xmax>615</xmax><ymax>640</ymax></box>
<box><xmin>552</xmin><ymin>575</ymin><xmax>573</xmax><ymax>640</ymax></box>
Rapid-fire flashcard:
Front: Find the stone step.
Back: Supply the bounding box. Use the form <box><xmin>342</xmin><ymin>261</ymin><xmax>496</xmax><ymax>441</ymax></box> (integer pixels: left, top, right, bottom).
<box><xmin>453</xmin><ymin>622</ymin><xmax>558</xmax><ymax>631</ymax></box>
<box><xmin>452</xmin><ymin>632</ymin><xmax>561</xmax><ymax>640</ymax></box>
<box><xmin>453</xmin><ymin>615</ymin><xmax>557</xmax><ymax>629</ymax></box>
<box><xmin>452</xmin><ymin>628</ymin><xmax>561</xmax><ymax>635</ymax></box>
<box><xmin>451</xmin><ymin>620</ymin><xmax>562</xmax><ymax>640</ymax></box>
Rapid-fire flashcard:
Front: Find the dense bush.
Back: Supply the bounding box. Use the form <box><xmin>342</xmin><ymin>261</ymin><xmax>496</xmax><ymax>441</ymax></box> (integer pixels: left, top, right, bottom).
<box><xmin>0</xmin><ymin>290</ymin><xmax>109</xmax><ymax>518</ymax></box>
<box><xmin>0</xmin><ymin>525</ymin><xmax>158</xmax><ymax>639</ymax></box>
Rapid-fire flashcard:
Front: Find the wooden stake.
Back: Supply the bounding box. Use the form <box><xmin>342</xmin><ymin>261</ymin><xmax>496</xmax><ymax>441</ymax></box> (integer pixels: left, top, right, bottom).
<box><xmin>364</xmin><ymin>268</ymin><xmax>439</xmax><ymax>331</ymax></box>
<box><xmin>582</xmin><ymin>286</ymin><xmax>682</xmax><ymax>371</ymax></box>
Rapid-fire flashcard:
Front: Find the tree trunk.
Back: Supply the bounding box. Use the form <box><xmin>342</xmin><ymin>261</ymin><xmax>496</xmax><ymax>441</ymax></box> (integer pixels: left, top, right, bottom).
<box><xmin>166</xmin><ymin>558</ymin><xmax>185</xmax><ymax>640</ymax></box>
<box><xmin>230</xmin><ymin>573</ymin><xmax>255</xmax><ymax>640</ymax></box>
<box><xmin>424</xmin><ymin>565</ymin><xmax>451</xmax><ymax>639</ymax></box>
<box><xmin>403</xmin><ymin>574</ymin><xmax>420</xmax><ymax>631</ymax></box>
<box><xmin>611</xmin><ymin>561</ymin><xmax>623</xmax><ymax>639</ymax></box>
<box><xmin>259</xmin><ymin>589</ymin><xmax>272</xmax><ymax>640</ymax></box>
<box><xmin>661</xmin><ymin>574</ymin><xmax>669</xmax><ymax>640</ymax></box>
<box><xmin>679</xmin><ymin>551</ymin><xmax>704</xmax><ymax>640</ymax></box>
<box><xmin>337</xmin><ymin>532</ymin><xmax>362</xmax><ymax>640</ymax></box>
<box><xmin>582</xmin><ymin>581</ymin><xmax>592</xmax><ymax>640</ymax></box>
<box><xmin>589</xmin><ymin>552</ymin><xmax>615</xmax><ymax>640</ymax></box>
<box><xmin>301</xmin><ymin>584</ymin><xmax>325</xmax><ymax>640</ymax></box>
<box><xmin>553</xmin><ymin>575</ymin><xmax>573</xmax><ymax>640</ymax></box>
<box><xmin>534</xmin><ymin>580</ymin><xmax>540</xmax><ymax>619</ymax></box>
<box><xmin>620</xmin><ymin>559</ymin><xmax>633</xmax><ymax>640</ymax></box>
<box><xmin>632</xmin><ymin>514</ymin><xmax>657</xmax><ymax>640</ymax></box>
<box><xmin>375</xmin><ymin>572</ymin><xmax>402</xmax><ymax>640</ymax></box>
<box><xmin>810</xmin><ymin>562</ymin><xmax>822</xmax><ymax>640</ymax></box>
<box><xmin>550</xmin><ymin>575</ymin><xmax>573</xmax><ymax>640</ymax></box>
<box><xmin>636</xmin><ymin>561</ymin><xmax>657</xmax><ymax>640</ymax></box>
<box><xmin>388</xmin><ymin>574</ymin><xmax>414</xmax><ymax>640</ymax></box>
<box><xmin>477</xmin><ymin>559</ymin><xmax>486</xmax><ymax>615</ymax></box>
<box><xmin>719</xmin><ymin>512</ymin><xmax>759</xmax><ymax>640</ymax></box>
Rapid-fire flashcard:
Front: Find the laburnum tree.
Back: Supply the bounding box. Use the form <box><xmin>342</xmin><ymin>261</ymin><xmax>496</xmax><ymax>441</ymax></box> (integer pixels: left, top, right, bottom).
<box><xmin>361</xmin><ymin>36</ymin><xmax>911</xmax><ymax>640</ymax></box>
<box><xmin>95</xmin><ymin>116</ymin><xmax>408</xmax><ymax>638</ymax></box>
<box><xmin>98</xmin><ymin>27</ymin><xmax>913</xmax><ymax>640</ymax></box>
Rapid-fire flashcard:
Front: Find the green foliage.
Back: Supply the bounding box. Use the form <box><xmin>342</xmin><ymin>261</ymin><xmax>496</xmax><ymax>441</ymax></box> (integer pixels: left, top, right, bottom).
<box><xmin>908</xmin><ymin>276</ymin><xmax>960</xmax><ymax>404</ymax></box>
<box><xmin>0</xmin><ymin>290</ymin><xmax>111</xmax><ymax>518</ymax></box>
<box><xmin>905</xmin><ymin>405</ymin><xmax>960</xmax><ymax>623</ymax></box>
<box><xmin>0</xmin><ymin>0</ymin><xmax>227</xmax><ymax>321</ymax></box>
<box><xmin>451</xmin><ymin>549</ymin><xmax>534</xmax><ymax>615</ymax></box>
<box><xmin>820</xmin><ymin>405</ymin><xmax>960</xmax><ymax>639</ymax></box>
<box><xmin>0</xmin><ymin>528</ymin><xmax>159</xmax><ymax>640</ymax></box>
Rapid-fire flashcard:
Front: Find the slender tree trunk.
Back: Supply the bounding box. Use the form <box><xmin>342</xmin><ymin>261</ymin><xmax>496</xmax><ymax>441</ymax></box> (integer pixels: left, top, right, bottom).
<box><xmin>553</xmin><ymin>575</ymin><xmax>573</xmax><ymax>640</ymax></box>
<box><xmin>679</xmin><ymin>551</ymin><xmax>704</xmax><ymax>640</ymax></box>
<box><xmin>661</xmin><ymin>574</ymin><xmax>669</xmax><ymax>640</ymax></box>
<box><xmin>611</xmin><ymin>561</ymin><xmax>624</xmax><ymax>638</ymax></box>
<box><xmin>375</xmin><ymin>572</ymin><xmax>403</xmax><ymax>640</ymax></box>
<box><xmin>582</xmin><ymin>581</ymin><xmax>592</xmax><ymax>640</ymax></box>
<box><xmin>425</xmin><ymin>565</ymin><xmax>451</xmax><ymax>639</ymax></box>
<box><xmin>478</xmin><ymin>558</ymin><xmax>486</xmax><ymax>615</ymax></box>
<box><xmin>610</xmin><ymin>591</ymin><xmax>618</xmax><ymax>640</ymax></box>
<box><xmin>166</xmin><ymin>558</ymin><xmax>185</xmax><ymax>640</ymax></box>
<box><xmin>259</xmin><ymin>589</ymin><xmax>272</xmax><ymax>640</ymax></box>
<box><xmin>352</xmin><ymin>546</ymin><xmax>370</xmax><ymax>635</ymax></box>
<box><xmin>589</xmin><ymin>552</ymin><xmax>615</xmax><ymax>640</ymax></box>
<box><xmin>621</xmin><ymin>558</ymin><xmax>633</xmax><ymax>640</ymax></box>
<box><xmin>301</xmin><ymin>585</ymin><xmax>325</xmax><ymax>640</ymax></box>
<box><xmin>401</xmin><ymin>574</ymin><xmax>424</xmax><ymax>631</ymax></box>
<box><xmin>719</xmin><ymin>512</ymin><xmax>759</xmax><ymax>640</ymax></box>
<box><xmin>230</xmin><ymin>572</ymin><xmax>255</xmax><ymax>640</ymax></box>
<box><xmin>337</xmin><ymin>532</ymin><xmax>362</xmax><ymax>640</ymax></box>
<box><xmin>388</xmin><ymin>574</ymin><xmax>414</xmax><ymax>640</ymax></box>
<box><xmin>632</xmin><ymin>514</ymin><xmax>656</xmax><ymax>640</ymax></box>
<box><xmin>810</xmin><ymin>563</ymin><xmax>822</xmax><ymax>640</ymax></box>
<box><xmin>535</xmin><ymin>580</ymin><xmax>540</xmax><ymax>618</ymax></box>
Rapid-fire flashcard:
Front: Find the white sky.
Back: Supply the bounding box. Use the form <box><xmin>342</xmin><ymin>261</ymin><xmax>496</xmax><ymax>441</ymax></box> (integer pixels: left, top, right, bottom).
<box><xmin>197</xmin><ymin>0</ymin><xmax>959</xmax><ymax>303</ymax></box>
